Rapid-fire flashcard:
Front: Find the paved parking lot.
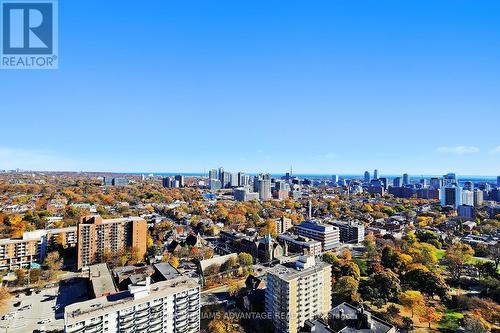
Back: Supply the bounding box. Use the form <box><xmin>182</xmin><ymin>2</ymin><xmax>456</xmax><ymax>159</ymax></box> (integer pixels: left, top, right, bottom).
<box><xmin>0</xmin><ymin>279</ymin><xmax>88</xmax><ymax>333</ymax></box>
<box><xmin>0</xmin><ymin>287</ymin><xmax>63</xmax><ymax>333</ymax></box>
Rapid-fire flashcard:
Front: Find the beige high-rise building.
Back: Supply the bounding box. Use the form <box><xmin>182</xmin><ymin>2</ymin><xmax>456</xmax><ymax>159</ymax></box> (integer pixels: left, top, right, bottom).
<box><xmin>0</xmin><ymin>227</ymin><xmax>77</xmax><ymax>271</ymax></box>
<box><xmin>265</xmin><ymin>256</ymin><xmax>332</xmax><ymax>333</ymax></box>
<box><xmin>276</xmin><ymin>216</ymin><xmax>293</xmax><ymax>234</ymax></box>
<box><xmin>77</xmin><ymin>215</ymin><xmax>147</xmax><ymax>270</ymax></box>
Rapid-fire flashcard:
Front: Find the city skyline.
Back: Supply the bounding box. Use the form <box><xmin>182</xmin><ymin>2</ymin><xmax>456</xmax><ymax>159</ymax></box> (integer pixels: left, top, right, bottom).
<box><xmin>1</xmin><ymin>0</ymin><xmax>499</xmax><ymax>175</ymax></box>
<box><xmin>1</xmin><ymin>164</ymin><xmax>499</xmax><ymax>178</ymax></box>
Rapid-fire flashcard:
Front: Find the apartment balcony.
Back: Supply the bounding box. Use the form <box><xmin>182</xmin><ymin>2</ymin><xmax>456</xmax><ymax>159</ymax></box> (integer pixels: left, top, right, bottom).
<box><xmin>176</xmin><ymin>305</ymin><xmax>188</xmax><ymax>315</ymax></box>
<box><xmin>135</xmin><ymin>310</ymin><xmax>149</xmax><ymax>319</ymax></box>
<box><xmin>136</xmin><ymin>322</ymin><xmax>149</xmax><ymax>331</ymax></box>
<box><xmin>120</xmin><ymin>327</ymin><xmax>135</xmax><ymax>333</ymax></box>
<box><xmin>176</xmin><ymin>298</ymin><xmax>188</xmax><ymax>307</ymax></box>
<box><xmin>84</xmin><ymin>324</ymin><xmax>102</xmax><ymax>333</ymax></box>
<box><xmin>187</xmin><ymin>325</ymin><xmax>199</xmax><ymax>333</ymax></box>
<box><xmin>150</xmin><ymin>323</ymin><xmax>163</xmax><ymax>333</ymax></box>
<box><xmin>135</xmin><ymin>316</ymin><xmax>149</xmax><ymax>325</ymax></box>
<box><xmin>188</xmin><ymin>311</ymin><xmax>200</xmax><ymax>323</ymax></box>
<box><xmin>119</xmin><ymin>321</ymin><xmax>135</xmax><ymax>330</ymax></box>
<box><xmin>150</xmin><ymin>304</ymin><xmax>163</xmax><ymax>312</ymax></box>
<box><xmin>86</xmin><ymin>317</ymin><xmax>103</xmax><ymax>328</ymax></box>
<box><xmin>151</xmin><ymin>308</ymin><xmax>163</xmax><ymax>316</ymax></box>
<box><xmin>150</xmin><ymin>312</ymin><xmax>163</xmax><ymax>320</ymax></box>
<box><xmin>175</xmin><ymin>322</ymin><xmax>188</xmax><ymax>332</ymax></box>
<box><xmin>119</xmin><ymin>313</ymin><xmax>134</xmax><ymax>323</ymax></box>
<box><xmin>188</xmin><ymin>314</ymin><xmax>199</xmax><ymax>323</ymax></box>
<box><xmin>66</xmin><ymin>323</ymin><xmax>85</xmax><ymax>333</ymax></box>
<box><xmin>150</xmin><ymin>318</ymin><xmax>162</xmax><ymax>326</ymax></box>
<box><xmin>176</xmin><ymin>313</ymin><xmax>188</xmax><ymax>322</ymax></box>
<box><xmin>135</xmin><ymin>305</ymin><xmax>149</xmax><ymax>313</ymax></box>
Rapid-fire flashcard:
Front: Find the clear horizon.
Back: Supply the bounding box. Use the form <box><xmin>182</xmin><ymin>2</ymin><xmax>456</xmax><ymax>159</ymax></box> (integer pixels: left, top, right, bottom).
<box><xmin>1</xmin><ymin>0</ymin><xmax>499</xmax><ymax>175</ymax></box>
<box><xmin>2</xmin><ymin>168</ymin><xmax>498</xmax><ymax>179</ymax></box>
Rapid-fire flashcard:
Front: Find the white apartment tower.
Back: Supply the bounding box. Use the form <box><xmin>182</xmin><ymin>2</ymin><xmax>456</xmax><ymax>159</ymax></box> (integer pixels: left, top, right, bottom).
<box><xmin>265</xmin><ymin>256</ymin><xmax>332</xmax><ymax>333</ymax></box>
<box><xmin>64</xmin><ymin>276</ymin><xmax>200</xmax><ymax>333</ymax></box>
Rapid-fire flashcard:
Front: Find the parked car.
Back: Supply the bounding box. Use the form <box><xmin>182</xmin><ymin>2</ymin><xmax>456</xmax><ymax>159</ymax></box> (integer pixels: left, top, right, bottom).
<box><xmin>2</xmin><ymin>312</ymin><xmax>17</xmax><ymax>320</ymax></box>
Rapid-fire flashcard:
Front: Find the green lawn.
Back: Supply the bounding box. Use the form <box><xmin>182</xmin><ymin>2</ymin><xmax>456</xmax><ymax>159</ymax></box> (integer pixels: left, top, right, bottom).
<box><xmin>436</xmin><ymin>250</ymin><xmax>499</xmax><ymax>273</ymax></box>
<box><xmin>439</xmin><ymin>308</ymin><xmax>464</xmax><ymax>331</ymax></box>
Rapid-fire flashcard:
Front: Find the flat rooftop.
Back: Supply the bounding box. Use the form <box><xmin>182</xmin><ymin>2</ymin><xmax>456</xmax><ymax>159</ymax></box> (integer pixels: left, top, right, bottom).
<box><xmin>79</xmin><ymin>215</ymin><xmax>145</xmax><ymax>226</ymax></box>
<box><xmin>65</xmin><ymin>276</ymin><xmax>199</xmax><ymax>325</ymax></box>
<box><xmin>278</xmin><ymin>233</ymin><xmax>321</xmax><ymax>246</ymax></box>
<box><xmin>153</xmin><ymin>262</ymin><xmax>181</xmax><ymax>280</ymax></box>
<box><xmin>296</xmin><ymin>220</ymin><xmax>337</xmax><ymax>232</ymax></box>
<box><xmin>267</xmin><ymin>259</ymin><xmax>330</xmax><ymax>282</ymax></box>
<box><xmin>89</xmin><ymin>263</ymin><xmax>117</xmax><ymax>297</ymax></box>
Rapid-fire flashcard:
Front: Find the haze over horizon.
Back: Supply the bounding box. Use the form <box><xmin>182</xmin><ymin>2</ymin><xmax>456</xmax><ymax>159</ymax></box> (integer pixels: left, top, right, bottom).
<box><xmin>1</xmin><ymin>0</ymin><xmax>499</xmax><ymax>175</ymax></box>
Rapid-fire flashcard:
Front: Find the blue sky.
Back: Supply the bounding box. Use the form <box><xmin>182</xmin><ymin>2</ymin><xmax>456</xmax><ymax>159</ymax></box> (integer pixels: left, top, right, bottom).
<box><xmin>1</xmin><ymin>0</ymin><xmax>499</xmax><ymax>175</ymax></box>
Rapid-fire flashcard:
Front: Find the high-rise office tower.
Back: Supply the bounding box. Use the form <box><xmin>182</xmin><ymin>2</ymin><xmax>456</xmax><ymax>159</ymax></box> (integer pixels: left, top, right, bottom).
<box><xmin>209</xmin><ymin>179</ymin><xmax>222</xmax><ymax>190</ymax></box>
<box><xmin>274</xmin><ymin>181</ymin><xmax>290</xmax><ymax>200</ymax></box>
<box><xmin>440</xmin><ymin>186</ymin><xmax>462</xmax><ymax>208</ymax></box>
<box><xmin>237</xmin><ymin>172</ymin><xmax>246</xmax><ymax>186</ymax></box>
<box><xmin>393</xmin><ymin>177</ymin><xmax>402</xmax><ymax>187</ymax></box>
<box><xmin>420</xmin><ymin>178</ymin><xmax>428</xmax><ymax>188</ymax></box>
<box><xmin>266</xmin><ymin>256</ymin><xmax>332</xmax><ymax>333</ymax></box>
<box><xmin>373</xmin><ymin>169</ymin><xmax>379</xmax><ymax>180</ymax></box>
<box><xmin>257</xmin><ymin>178</ymin><xmax>271</xmax><ymax>200</ymax></box>
<box><xmin>403</xmin><ymin>173</ymin><xmax>410</xmax><ymax>186</ymax></box>
<box><xmin>222</xmin><ymin>171</ymin><xmax>231</xmax><ymax>188</ymax></box>
<box><xmin>473</xmin><ymin>189</ymin><xmax>484</xmax><ymax>207</ymax></box>
<box><xmin>497</xmin><ymin>175</ymin><xmax>500</xmax><ymax>187</ymax></box>
<box><xmin>461</xmin><ymin>190</ymin><xmax>474</xmax><ymax>206</ymax></box>
<box><xmin>379</xmin><ymin>177</ymin><xmax>388</xmax><ymax>190</ymax></box>
<box><xmin>430</xmin><ymin>177</ymin><xmax>442</xmax><ymax>189</ymax></box>
<box><xmin>103</xmin><ymin>177</ymin><xmax>113</xmax><ymax>186</ymax></box>
<box><xmin>332</xmin><ymin>175</ymin><xmax>339</xmax><ymax>183</ymax></box>
<box><xmin>162</xmin><ymin>177</ymin><xmax>172</xmax><ymax>188</ymax></box>
<box><xmin>364</xmin><ymin>171</ymin><xmax>370</xmax><ymax>183</ymax></box>
<box><xmin>230</xmin><ymin>173</ymin><xmax>239</xmax><ymax>187</ymax></box>
<box><xmin>218</xmin><ymin>167</ymin><xmax>224</xmax><ymax>182</ymax></box>
<box><xmin>110</xmin><ymin>177</ymin><xmax>129</xmax><ymax>186</ymax></box>
<box><xmin>242</xmin><ymin>174</ymin><xmax>250</xmax><ymax>187</ymax></box>
<box><xmin>209</xmin><ymin>169</ymin><xmax>218</xmax><ymax>180</ymax></box>
<box><xmin>77</xmin><ymin>215</ymin><xmax>147</xmax><ymax>270</ymax></box>
<box><xmin>443</xmin><ymin>173</ymin><xmax>458</xmax><ymax>186</ymax></box>
<box><xmin>174</xmin><ymin>175</ymin><xmax>184</xmax><ymax>187</ymax></box>
<box><xmin>463</xmin><ymin>181</ymin><xmax>474</xmax><ymax>191</ymax></box>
